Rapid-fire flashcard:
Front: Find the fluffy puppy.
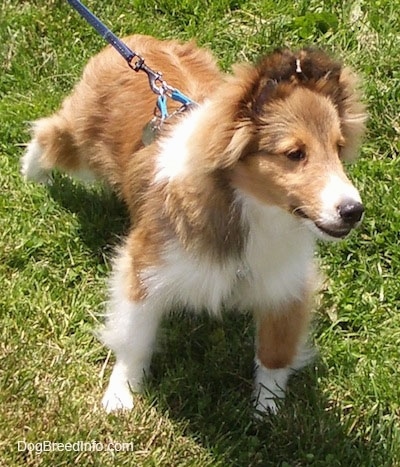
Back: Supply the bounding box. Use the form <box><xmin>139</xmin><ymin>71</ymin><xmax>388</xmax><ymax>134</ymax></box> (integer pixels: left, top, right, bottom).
<box><xmin>21</xmin><ymin>35</ymin><xmax>366</xmax><ymax>415</ymax></box>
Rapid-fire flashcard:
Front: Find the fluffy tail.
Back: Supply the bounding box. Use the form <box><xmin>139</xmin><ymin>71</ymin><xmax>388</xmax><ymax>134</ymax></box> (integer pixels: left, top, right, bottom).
<box><xmin>21</xmin><ymin>116</ymin><xmax>96</xmax><ymax>184</ymax></box>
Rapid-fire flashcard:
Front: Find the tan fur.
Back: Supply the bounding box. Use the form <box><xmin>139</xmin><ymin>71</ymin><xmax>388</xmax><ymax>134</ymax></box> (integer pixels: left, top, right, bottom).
<box><xmin>255</xmin><ymin>295</ymin><xmax>311</xmax><ymax>369</ymax></box>
<box><xmin>25</xmin><ymin>37</ymin><xmax>367</xmax><ymax>390</ymax></box>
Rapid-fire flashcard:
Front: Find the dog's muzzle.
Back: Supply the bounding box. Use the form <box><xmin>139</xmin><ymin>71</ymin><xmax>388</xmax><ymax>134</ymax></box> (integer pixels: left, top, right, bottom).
<box><xmin>294</xmin><ymin>198</ymin><xmax>364</xmax><ymax>240</ymax></box>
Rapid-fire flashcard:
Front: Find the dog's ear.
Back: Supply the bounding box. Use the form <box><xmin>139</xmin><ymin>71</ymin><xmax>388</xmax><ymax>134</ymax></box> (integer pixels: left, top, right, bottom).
<box><xmin>249</xmin><ymin>49</ymin><xmax>297</xmax><ymax>114</ymax></box>
<box><xmin>252</xmin><ymin>79</ymin><xmax>278</xmax><ymax>114</ymax></box>
<box><xmin>295</xmin><ymin>48</ymin><xmax>342</xmax><ymax>83</ymax></box>
<box><xmin>333</xmin><ymin>66</ymin><xmax>367</xmax><ymax>161</ymax></box>
<box><xmin>295</xmin><ymin>49</ymin><xmax>367</xmax><ymax>161</ymax></box>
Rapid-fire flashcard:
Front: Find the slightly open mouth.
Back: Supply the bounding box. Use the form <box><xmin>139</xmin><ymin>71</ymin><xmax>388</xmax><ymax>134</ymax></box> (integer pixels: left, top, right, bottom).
<box><xmin>313</xmin><ymin>223</ymin><xmax>350</xmax><ymax>239</ymax></box>
<box><xmin>293</xmin><ymin>208</ymin><xmax>351</xmax><ymax>239</ymax></box>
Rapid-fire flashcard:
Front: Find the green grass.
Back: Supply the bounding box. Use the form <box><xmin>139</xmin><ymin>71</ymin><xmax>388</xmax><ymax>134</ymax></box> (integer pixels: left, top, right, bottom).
<box><xmin>1</xmin><ymin>0</ymin><xmax>399</xmax><ymax>465</ymax></box>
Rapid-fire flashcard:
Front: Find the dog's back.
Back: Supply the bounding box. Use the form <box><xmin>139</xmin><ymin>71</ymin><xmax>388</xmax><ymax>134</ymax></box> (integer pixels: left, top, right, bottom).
<box><xmin>21</xmin><ymin>35</ymin><xmax>222</xmax><ymax>191</ymax></box>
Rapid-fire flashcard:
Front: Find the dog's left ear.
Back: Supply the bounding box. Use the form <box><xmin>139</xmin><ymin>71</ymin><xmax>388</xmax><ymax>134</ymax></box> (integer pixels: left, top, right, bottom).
<box><xmin>334</xmin><ymin>66</ymin><xmax>367</xmax><ymax>161</ymax></box>
<box><xmin>296</xmin><ymin>48</ymin><xmax>367</xmax><ymax>161</ymax></box>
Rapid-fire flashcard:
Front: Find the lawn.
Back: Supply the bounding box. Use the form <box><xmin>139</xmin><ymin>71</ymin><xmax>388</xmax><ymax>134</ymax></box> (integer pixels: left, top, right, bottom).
<box><xmin>1</xmin><ymin>0</ymin><xmax>399</xmax><ymax>465</ymax></box>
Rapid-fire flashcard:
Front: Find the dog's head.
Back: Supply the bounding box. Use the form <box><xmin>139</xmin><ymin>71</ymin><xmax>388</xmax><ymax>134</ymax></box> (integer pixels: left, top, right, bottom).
<box><xmin>213</xmin><ymin>48</ymin><xmax>367</xmax><ymax>240</ymax></box>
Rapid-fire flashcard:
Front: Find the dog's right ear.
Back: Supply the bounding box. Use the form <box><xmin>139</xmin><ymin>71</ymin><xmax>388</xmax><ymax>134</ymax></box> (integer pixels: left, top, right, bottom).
<box><xmin>252</xmin><ymin>79</ymin><xmax>279</xmax><ymax>115</ymax></box>
<box><xmin>240</xmin><ymin>49</ymin><xmax>299</xmax><ymax>118</ymax></box>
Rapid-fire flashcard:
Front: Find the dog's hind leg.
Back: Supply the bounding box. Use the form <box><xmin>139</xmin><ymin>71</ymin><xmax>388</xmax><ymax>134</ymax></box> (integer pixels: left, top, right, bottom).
<box><xmin>21</xmin><ymin>115</ymin><xmax>97</xmax><ymax>185</ymax></box>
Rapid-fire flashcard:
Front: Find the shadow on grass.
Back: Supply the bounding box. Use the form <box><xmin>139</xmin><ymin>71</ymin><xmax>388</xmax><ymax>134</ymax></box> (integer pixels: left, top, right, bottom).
<box><xmin>149</xmin><ymin>313</ymin><xmax>384</xmax><ymax>467</ymax></box>
<box><xmin>46</xmin><ymin>176</ymin><xmax>385</xmax><ymax>466</ymax></box>
<box><xmin>48</xmin><ymin>175</ymin><xmax>129</xmax><ymax>255</ymax></box>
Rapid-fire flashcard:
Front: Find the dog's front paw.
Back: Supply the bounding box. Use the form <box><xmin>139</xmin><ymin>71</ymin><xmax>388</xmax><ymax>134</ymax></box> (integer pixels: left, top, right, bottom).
<box><xmin>253</xmin><ymin>363</ymin><xmax>289</xmax><ymax>418</ymax></box>
<box><xmin>253</xmin><ymin>387</ymin><xmax>283</xmax><ymax>419</ymax></box>
<box><xmin>101</xmin><ymin>382</ymin><xmax>134</xmax><ymax>413</ymax></box>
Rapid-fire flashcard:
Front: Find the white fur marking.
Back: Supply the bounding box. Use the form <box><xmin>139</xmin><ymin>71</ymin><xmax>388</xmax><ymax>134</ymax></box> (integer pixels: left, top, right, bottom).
<box><xmin>235</xmin><ymin>194</ymin><xmax>315</xmax><ymax>309</ymax></box>
<box><xmin>100</xmin><ymin>248</ymin><xmax>163</xmax><ymax>413</ymax></box>
<box><xmin>320</xmin><ymin>174</ymin><xmax>361</xmax><ymax>224</ymax></box>
<box><xmin>68</xmin><ymin>167</ymin><xmax>98</xmax><ymax>184</ymax></box>
<box><xmin>142</xmin><ymin>195</ymin><xmax>315</xmax><ymax>314</ymax></box>
<box><xmin>154</xmin><ymin>103</ymin><xmax>210</xmax><ymax>183</ymax></box>
<box><xmin>144</xmin><ymin>242</ymin><xmax>238</xmax><ymax>315</ymax></box>
<box><xmin>21</xmin><ymin>139</ymin><xmax>97</xmax><ymax>184</ymax></box>
<box><xmin>253</xmin><ymin>359</ymin><xmax>290</xmax><ymax>415</ymax></box>
<box><xmin>21</xmin><ymin>139</ymin><xmax>52</xmax><ymax>184</ymax></box>
<box><xmin>101</xmin><ymin>361</ymin><xmax>135</xmax><ymax>413</ymax></box>
<box><xmin>253</xmin><ymin>339</ymin><xmax>315</xmax><ymax>417</ymax></box>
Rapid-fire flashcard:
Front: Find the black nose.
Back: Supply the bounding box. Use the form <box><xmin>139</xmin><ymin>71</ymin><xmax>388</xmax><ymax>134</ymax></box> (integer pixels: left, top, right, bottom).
<box><xmin>338</xmin><ymin>200</ymin><xmax>364</xmax><ymax>224</ymax></box>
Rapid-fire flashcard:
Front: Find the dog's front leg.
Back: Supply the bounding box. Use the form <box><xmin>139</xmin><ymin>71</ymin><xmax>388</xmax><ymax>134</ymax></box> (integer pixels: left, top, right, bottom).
<box><xmin>99</xmin><ymin>239</ymin><xmax>164</xmax><ymax>414</ymax></box>
<box><xmin>253</xmin><ymin>298</ymin><xmax>311</xmax><ymax>416</ymax></box>
<box><xmin>100</xmin><ymin>298</ymin><xmax>163</xmax><ymax>414</ymax></box>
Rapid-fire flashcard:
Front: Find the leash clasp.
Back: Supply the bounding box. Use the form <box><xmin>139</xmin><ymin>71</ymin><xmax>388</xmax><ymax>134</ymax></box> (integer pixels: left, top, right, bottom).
<box><xmin>129</xmin><ymin>57</ymin><xmax>165</xmax><ymax>96</ymax></box>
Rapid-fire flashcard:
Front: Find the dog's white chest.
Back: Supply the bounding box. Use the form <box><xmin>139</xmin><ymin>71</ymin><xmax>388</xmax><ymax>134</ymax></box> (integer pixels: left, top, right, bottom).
<box><xmin>235</xmin><ymin>228</ymin><xmax>314</xmax><ymax>309</ymax></box>
<box><xmin>233</xmin><ymin>201</ymin><xmax>315</xmax><ymax>309</ymax></box>
<box><xmin>145</xmin><ymin>203</ymin><xmax>315</xmax><ymax>314</ymax></box>
<box><xmin>144</xmin><ymin>242</ymin><xmax>238</xmax><ymax>314</ymax></box>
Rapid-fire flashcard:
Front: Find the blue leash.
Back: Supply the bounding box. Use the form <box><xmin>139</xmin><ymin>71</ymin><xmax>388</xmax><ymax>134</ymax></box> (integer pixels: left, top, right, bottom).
<box><xmin>66</xmin><ymin>0</ymin><xmax>196</xmax><ymax>122</ymax></box>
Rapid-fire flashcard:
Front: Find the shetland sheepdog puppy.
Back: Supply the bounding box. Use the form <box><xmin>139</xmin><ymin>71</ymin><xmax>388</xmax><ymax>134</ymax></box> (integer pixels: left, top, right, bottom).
<box><xmin>21</xmin><ymin>35</ymin><xmax>366</xmax><ymax>415</ymax></box>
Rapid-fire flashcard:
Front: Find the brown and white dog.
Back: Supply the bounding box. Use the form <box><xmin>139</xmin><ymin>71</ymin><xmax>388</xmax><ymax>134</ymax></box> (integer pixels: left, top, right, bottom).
<box><xmin>21</xmin><ymin>35</ymin><xmax>366</xmax><ymax>415</ymax></box>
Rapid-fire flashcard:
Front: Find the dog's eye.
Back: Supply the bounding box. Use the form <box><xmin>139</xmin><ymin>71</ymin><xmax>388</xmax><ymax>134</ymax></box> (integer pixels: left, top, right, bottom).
<box><xmin>286</xmin><ymin>149</ymin><xmax>305</xmax><ymax>161</ymax></box>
